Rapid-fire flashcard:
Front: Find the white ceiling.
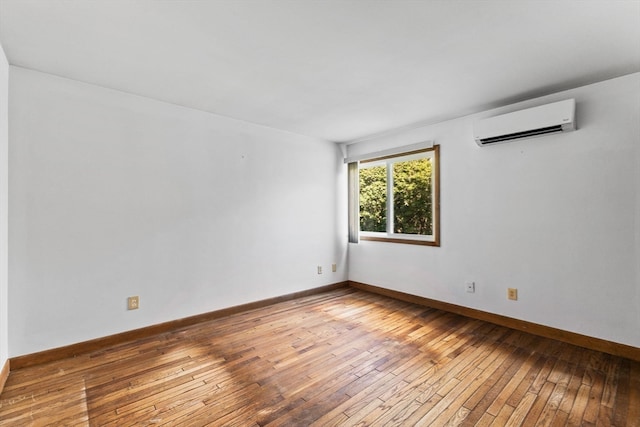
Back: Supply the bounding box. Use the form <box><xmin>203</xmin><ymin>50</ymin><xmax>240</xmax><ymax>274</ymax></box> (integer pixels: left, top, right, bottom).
<box><xmin>0</xmin><ymin>0</ymin><xmax>639</xmax><ymax>143</ymax></box>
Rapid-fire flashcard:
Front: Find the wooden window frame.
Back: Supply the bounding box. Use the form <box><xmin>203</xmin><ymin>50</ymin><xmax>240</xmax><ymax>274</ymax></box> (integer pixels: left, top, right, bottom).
<box><xmin>357</xmin><ymin>145</ymin><xmax>440</xmax><ymax>247</ymax></box>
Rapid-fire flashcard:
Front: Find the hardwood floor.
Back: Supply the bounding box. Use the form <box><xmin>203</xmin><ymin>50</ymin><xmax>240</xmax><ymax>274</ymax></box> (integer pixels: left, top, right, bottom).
<box><xmin>1</xmin><ymin>288</ymin><xmax>638</xmax><ymax>426</ymax></box>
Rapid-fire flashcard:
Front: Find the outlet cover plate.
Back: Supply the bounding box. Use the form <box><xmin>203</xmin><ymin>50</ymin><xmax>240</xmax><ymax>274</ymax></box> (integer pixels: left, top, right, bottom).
<box><xmin>466</xmin><ymin>281</ymin><xmax>475</xmax><ymax>293</ymax></box>
<box><xmin>128</xmin><ymin>296</ymin><xmax>139</xmax><ymax>310</ymax></box>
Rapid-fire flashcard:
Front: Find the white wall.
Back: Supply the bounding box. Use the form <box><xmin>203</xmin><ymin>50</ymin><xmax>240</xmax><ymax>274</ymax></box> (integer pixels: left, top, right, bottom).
<box><xmin>348</xmin><ymin>73</ymin><xmax>640</xmax><ymax>348</ymax></box>
<box><xmin>8</xmin><ymin>67</ymin><xmax>347</xmax><ymax>357</ymax></box>
<box><xmin>7</xmin><ymin>65</ymin><xmax>638</xmax><ymax>358</ymax></box>
<box><xmin>0</xmin><ymin>43</ymin><xmax>9</xmax><ymax>365</ymax></box>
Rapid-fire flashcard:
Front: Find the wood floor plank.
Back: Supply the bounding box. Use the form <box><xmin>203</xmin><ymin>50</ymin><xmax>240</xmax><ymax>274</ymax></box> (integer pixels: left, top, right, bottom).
<box><xmin>582</xmin><ymin>369</ymin><xmax>606</xmax><ymax>424</ymax></box>
<box><xmin>461</xmin><ymin>344</ymin><xmax>519</xmax><ymax>415</ymax></box>
<box><xmin>550</xmin><ymin>409</ymin><xmax>570</xmax><ymax>427</ymax></box>
<box><xmin>485</xmin><ymin>349</ymin><xmax>541</xmax><ymax>416</ymax></box>
<box><xmin>536</xmin><ymin>381</ymin><xmax>570</xmax><ymax>425</ymax></box>
<box><xmin>566</xmin><ymin>382</ymin><xmax>592</xmax><ymax>426</ymax></box>
<box><xmin>504</xmin><ymin>391</ymin><xmax>537</xmax><ymax>426</ymax></box>
<box><xmin>520</xmin><ymin>380</ymin><xmax>555</xmax><ymax>426</ymax></box>
<box><xmin>628</xmin><ymin>361</ymin><xmax>640</xmax><ymax>427</ymax></box>
<box><xmin>490</xmin><ymin>403</ymin><xmax>515</xmax><ymax>426</ymax></box>
<box><xmin>0</xmin><ymin>288</ymin><xmax>637</xmax><ymax>426</ymax></box>
<box><xmin>504</xmin><ymin>353</ymin><xmax>546</xmax><ymax>408</ymax></box>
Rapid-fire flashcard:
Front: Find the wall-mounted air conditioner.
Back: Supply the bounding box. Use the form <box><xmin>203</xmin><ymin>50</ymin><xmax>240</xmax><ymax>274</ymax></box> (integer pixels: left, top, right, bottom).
<box><xmin>473</xmin><ymin>99</ymin><xmax>576</xmax><ymax>146</ymax></box>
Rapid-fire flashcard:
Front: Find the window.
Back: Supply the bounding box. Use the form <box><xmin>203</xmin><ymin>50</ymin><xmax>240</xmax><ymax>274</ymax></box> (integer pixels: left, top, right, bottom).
<box><xmin>349</xmin><ymin>145</ymin><xmax>439</xmax><ymax>246</ymax></box>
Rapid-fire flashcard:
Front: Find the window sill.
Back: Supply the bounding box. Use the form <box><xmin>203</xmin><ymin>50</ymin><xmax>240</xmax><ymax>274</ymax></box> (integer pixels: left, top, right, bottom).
<box><xmin>360</xmin><ymin>235</ymin><xmax>440</xmax><ymax>247</ymax></box>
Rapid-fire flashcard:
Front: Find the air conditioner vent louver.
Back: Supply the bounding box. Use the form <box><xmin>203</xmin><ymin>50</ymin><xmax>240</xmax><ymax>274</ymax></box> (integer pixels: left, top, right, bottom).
<box><xmin>474</xmin><ymin>99</ymin><xmax>575</xmax><ymax>146</ymax></box>
<box><xmin>478</xmin><ymin>125</ymin><xmax>564</xmax><ymax>145</ymax></box>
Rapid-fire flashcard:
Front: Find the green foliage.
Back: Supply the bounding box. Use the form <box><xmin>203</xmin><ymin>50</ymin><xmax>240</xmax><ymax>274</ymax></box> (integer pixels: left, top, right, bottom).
<box><xmin>359</xmin><ymin>158</ymin><xmax>432</xmax><ymax>235</ymax></box>
<box><xmin>393</xmin><ymin>158</ymin><xmax>432</xmax><ymax>235</ymax></box>
<box><xmin>359</xmin><ymin>165</ymin><xmax>387</xmax><ymax>232</ymax></box>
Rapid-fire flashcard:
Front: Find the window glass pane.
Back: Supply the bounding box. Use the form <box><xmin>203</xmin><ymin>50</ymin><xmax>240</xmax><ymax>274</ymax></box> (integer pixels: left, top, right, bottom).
<box><xmin>392</xmin><ymin>158</ymin><xmax>432</xmax><ymax>235</ymax></box>
<box><xmin>359</xmin><ymin>165</ymin><xmax>387</xmax><ymax>232</ymax></box>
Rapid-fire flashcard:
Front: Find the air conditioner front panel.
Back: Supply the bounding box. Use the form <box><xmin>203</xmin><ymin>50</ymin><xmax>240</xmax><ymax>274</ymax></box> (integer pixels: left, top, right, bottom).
<box><xmin>474</xmin><ymin>99</ymin><xmax>575</xmax><ymax>146</ymax></box>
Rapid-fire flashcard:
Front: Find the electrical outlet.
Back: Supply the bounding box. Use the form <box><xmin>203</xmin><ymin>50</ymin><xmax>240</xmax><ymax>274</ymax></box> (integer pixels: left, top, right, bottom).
<box><xmin>507</xmin><ymin>288</ymin><xmax>518</xmax><ymax>301</ymax></box>
<box><xmin>466</xmin><ymin>281</ymin><xmax>475</xmax><ymax>293</ymax></box>
<box><xmin>317</xmin><ymin>265</ymin><xmax>322</xmax><ymax>275</ymax></box>
<box><xmin>332</xmin><ymin>263</ymin><xmax>337</xmax><ymax>273</ymax></box>
<box><xmin>128</xmin><ymin>296</ymin><xmax>139</xmax><ymax>310</ymax></box>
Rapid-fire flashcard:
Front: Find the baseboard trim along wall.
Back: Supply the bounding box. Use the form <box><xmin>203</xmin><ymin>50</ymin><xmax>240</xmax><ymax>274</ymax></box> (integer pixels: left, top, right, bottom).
<box><xmin>349</xmin><ymin>280</ymin><xmax>640</xmax><ymax>362</ymax></box>
<box><xmin>9</xmin><ymin>279</ymin><xmax>640</xmax><ymax>371</ymax></box>
<box><xmin>0</xmin><ymin>359</ymin><xmax>9</xmax><ymax>395</ymax></box>
<box><xmin>10</xmin><ymin>282</ymin><xmax>349</xmax><ymax>370</ymax></box>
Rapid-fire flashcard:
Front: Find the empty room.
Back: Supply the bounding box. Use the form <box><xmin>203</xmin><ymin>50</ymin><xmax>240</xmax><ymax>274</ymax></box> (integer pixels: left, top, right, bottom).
<box><xmin>0</xmin><ymin>0</ymin><xmax>639</xmax><ymax>425</ymax></box>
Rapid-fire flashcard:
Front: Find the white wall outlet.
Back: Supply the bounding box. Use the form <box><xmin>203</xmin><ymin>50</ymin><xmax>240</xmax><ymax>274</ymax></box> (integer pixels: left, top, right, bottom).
<box><xmin>317</xmin><ymin>265</ymin><xmax>322</xmax><ymax>274</ymax></box>
<box><xmin>466</xmin><ymin>281</ymin><xmax>475</xmax><ymax>293</ymax></box>
<box><xmin>332</xmin><ymin>263</ymin><xmax>337</xmax><ymax>272</ymax></box>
